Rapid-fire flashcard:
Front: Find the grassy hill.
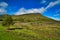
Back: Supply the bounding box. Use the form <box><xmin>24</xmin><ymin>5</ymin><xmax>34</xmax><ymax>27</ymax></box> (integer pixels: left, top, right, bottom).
<box><xmin>0</xmin><ymin>13</ymin><xmax>60</xmax><ymax>40</ymax></box>
<box><xmin>12</xmin><ymin>13</ymin><xmax>57</xmax><ymax>22</ymax></box>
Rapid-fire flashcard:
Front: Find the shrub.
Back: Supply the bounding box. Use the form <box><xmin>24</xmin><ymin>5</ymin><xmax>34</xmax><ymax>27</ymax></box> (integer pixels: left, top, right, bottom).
<box><xmin>2</xmin><ymin>14</ymin><xmax>13</xmax><ymax>27</ymax></box>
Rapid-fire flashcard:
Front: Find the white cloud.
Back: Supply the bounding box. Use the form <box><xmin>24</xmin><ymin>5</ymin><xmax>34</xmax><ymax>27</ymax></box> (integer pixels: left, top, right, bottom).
<box><xmin>15</xmin><ymin>8</ymin><xmax>26</xmax><ymax>15</ymax></box>
<box><xmin>26</xmin><ymin>7</ymin><xmax>45</xmax><ymax>13</ymax></box>
<box><xmin>15</xmin><ymin>0</ymin><xmax>60</xmax><ymax>15</ymax></box>
<box><xmin>41</xmin><ymin>0</ymin><xmax>46</xmax><ymax>4</ymax></box>
<box><xmin>0</xmin><ymin>2</ymin><xmax>8</xmax><ymax>8</ymax></box>
<box><xmin>47</xmin><ymin>16</ymin><xmax>60</xmax><ymax>20</ymax></box>
<box><xmin>15</xmin><ymin>7</ymin><xmax>45</xmax><ymax>15</ymax></box>
<box><xmin>56</xmin><ymin>9</ymin><xmax>60</xmax><ymax>13</ymax></box>
<box><xmin>45</xmin><ymin>0</ymin><xmax>60</xmax><ymax>9</ymax></box>
<box><xmin>0</xmin><ymin>8</ymin><xmax>6</xmax><ymax>13</ymax></box>
<box><xmin>54</xmin><ymin>14</ymin><xmax>60</xmax><ymax>16</ymax></box>
<box><xmin>54</xmin><ymin>9</ymin><xmax>60</xmax><ymax>16</ymax></box>
<box><xmin>0</xmin><ymin>2</ymin><xmax>8</xmax><ymax>14</ymax></box>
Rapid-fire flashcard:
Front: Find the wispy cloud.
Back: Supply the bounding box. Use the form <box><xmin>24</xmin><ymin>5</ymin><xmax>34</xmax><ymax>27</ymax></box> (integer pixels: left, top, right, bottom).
<box><xmin>0</xmin><ymin>8</ymin><xmax>6</xmax><ymax>13</ymax></box>
<box><xmin>0</xmin><ymin>2</ymin><xmax>8</xmax><ymax>8</ymax></box>
<box><xmin>56</xmin><ymin>9</ymin><xmax>60</xmax><ymax>13</ymax></box>
<box><xmin>41</xmin><ymin>0</ymin><xmax>46</xmax><ymax>4</ymax></box>
<box><xmin>45</xmin><ymin>0</ymin><xmax>60</xmax><ymax>9</ymax></box>
<box><xmin>47</xmin><ymin>16</ymin><xmax>60</xmax><ymax>20</ymax></box>
<box><xmin>54</xmin><ymin>9</ymin><xmax>60</xmax><ymax>16</ymax></box>
<box><xmin>15</xmin><ymin>0</ymin><xmax>60</xmax><ymax>15</ymax></box>
<box><xmin>54</xmin><ymin>14</ymin><xmax>60</xmax><ymax>16</ymax></box>
<box><xmin>15</xmin><ymin>7</ymin><xmax>45</xmax><ymax>15</ymax></box>
<box><xmin>0</xmin><ymin>2</ymin><xmax>8</xmax><ymax>14</ymax></box>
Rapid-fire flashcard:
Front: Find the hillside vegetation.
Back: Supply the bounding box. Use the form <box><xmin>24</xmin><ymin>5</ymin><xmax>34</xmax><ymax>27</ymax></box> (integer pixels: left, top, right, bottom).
<box><xmin>12</xmin><ymin>13</ymin><xmax>57</xmax><ymax>22</ymax></box>
<box><xmin>0</xmin><ymin>13</ymin><xmax>60</xmax><ymax>40</ymax></box>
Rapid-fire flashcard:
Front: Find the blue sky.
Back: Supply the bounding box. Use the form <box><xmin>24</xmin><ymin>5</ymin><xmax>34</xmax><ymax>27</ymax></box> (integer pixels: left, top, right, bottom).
<box><xmin>0</xmin><ymin>0</ymin><xmax>60</xmax><ymax>20</ymax></box>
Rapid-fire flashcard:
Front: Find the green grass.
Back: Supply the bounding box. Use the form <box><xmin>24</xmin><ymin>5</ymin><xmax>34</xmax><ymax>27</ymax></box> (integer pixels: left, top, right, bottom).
<box><xmin>0</xmin><ymin>23</ymin><xmax>60</xmax><ymax>40</ymax></box>
<box><xmin>12</xmin><ymin>13</ymin><xmax>56</xmax><ymax>22</ymax></box>
<box><xmin>0</xmin><ymin>24</ymin><xmax>6</xmax><ymax>31</ymax></box>
<box><xmin>0</xmin><ymin>13</ymin><xmax>60</xmax><ymax>40</ymax></box>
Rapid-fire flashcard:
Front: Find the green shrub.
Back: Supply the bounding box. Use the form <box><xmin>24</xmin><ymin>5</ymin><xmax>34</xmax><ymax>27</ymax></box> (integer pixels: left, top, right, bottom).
<box><xmin>2</xmin><ymin>15</ymin><xmax>13</xmax><ymax>27</ymax></box>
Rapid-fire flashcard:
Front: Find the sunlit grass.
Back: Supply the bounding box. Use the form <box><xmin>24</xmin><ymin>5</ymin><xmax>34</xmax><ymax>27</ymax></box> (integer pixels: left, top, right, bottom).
<box><xmin>0</xmin><ymin>13</ymin><xmax>60</xmax><ymax>40</ymax></box>
<box><xmin>0</xmin><ymin>23</ymin><xmax>60</xmax><ymax>40</ymax></box>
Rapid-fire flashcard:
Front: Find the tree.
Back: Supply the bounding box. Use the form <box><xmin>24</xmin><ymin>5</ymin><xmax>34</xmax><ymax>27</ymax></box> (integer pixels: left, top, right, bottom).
<box><xmin>2</xmin><ymin>14</ymin><xmax>13</xmax><ymax>27</ymax></box>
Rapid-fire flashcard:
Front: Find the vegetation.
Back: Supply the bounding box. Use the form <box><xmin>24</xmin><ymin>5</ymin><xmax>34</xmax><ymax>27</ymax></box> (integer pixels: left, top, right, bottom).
<box><xmin>12</xmin><ymin>13</ymin><xmax>57</xmax><ymax>23</ymax></box>
<box><xmin>0</xmin><ymin>13</ymin><xmax>60</xmax><ymax>40</ymax></box>
<box><xmin>2</xmin><ymin>14</ymin><xmax>13</xmax><ymax>27</ymax></box>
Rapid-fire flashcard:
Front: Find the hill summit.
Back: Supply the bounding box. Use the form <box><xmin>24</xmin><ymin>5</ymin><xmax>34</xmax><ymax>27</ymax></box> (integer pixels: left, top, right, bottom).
<box><xmin>12</xmin><ymin>13</ymin><xmax>56</xmax><ymax>22</ymax></box>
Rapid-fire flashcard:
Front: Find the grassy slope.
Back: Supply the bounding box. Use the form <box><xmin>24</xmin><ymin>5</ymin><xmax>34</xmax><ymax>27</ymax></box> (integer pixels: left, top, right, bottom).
<box><xmin>0</xmin><ymin>13</ymin><xmax>60</xmax><ymax>40</ymax></box>
<box><xmin>12</xmin><ymin>13</ymin><xmax>56</xmax><ymax>22</ymax></box>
